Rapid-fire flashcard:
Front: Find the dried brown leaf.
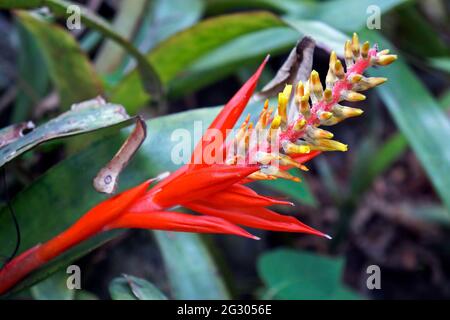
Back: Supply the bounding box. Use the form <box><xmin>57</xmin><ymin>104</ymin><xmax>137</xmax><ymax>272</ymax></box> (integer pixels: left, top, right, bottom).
<box><xmin>255</xmin><ymin>36</ymin><xmax>315</xmax><ymax>100</ymax></box>
<box><xmin>93</xmin><ymin>116</ymin><xmax>147</xmax><ymax>194</ymax></box>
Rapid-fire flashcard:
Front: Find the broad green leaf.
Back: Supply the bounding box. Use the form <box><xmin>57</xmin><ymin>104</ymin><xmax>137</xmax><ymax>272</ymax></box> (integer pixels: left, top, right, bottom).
<box><xmin>205</xmin><ymin>0</ymin><xmax>314</xmax><ymax>16</ymax></box>
<box><xmin>16</xmin><ymin>11</ymin><xmax>103</xmax><ymax>110</ymax></box>
<box><xmin>408</xmin><ymin>204</ymin><xmax>450</xmax><ymax>226</ymax></box>
<box><xmin>395</xmin><ymin>5</ymin><xmax>449</xmax><ymax>58</ymax></box>
<box><xmin>440</xmin><ymin>90</ymin><xmax>450</xmax><ymax>110</ymax></box>
<box><xmin>168</xmin><ymin>19</ymin><xmax>350</xmax><ymax>98</ymax></box>
<box><xmin>315</xmin><ymin>157</ymin><xmax>341</xmax><ymax>203</ymax></box>
<box><xmin>134</xmin><ymin>0</ymin><xmax>205</xmax><ymax>53</ymax></box>
<box><xmin>361</xmin><ymin>30</ymin><xmax>450</xmax><ymax>213</ymax></box>
<box><xmin>144</xmin><ymin>11</ymin><xmax>283</xmax><ymax>84</ymax></box>
<box><xmin>258</xmin><ymin>249</ymin><xmax>360</xmax><ymax>300</ymax></box>
<box><xmin>154</xmin><ymin>231</ymin><xmax>229</xmax><ymax>299</ymax></box>
<box><xmin>283</xmin><ymin>19</ymin><xmax>348</xmax><ymax>56</ymax></box>
<box><xmin>30</xmin><ymin>270</ymin><xmax>74</xmax><ymax>300</ymax></box>
<box><xmin>13</xmin><ymin>20</ymin><xmax>49</xmax><ymax>122</ymax></box>
<box><xmin>95</xmin><ymin>0</ymin><xmax>148</xmax><ymax>74</ymax></box>
<box><xmin>351</xmin><ymin>90</ymin><xmax>450</xmax><ymax>200</ymax></box>
<box><xmin>109</xmin><ymin>274</ymin><xmax>167</xmax><ymax>300</ymax></box>
<box><xmin>1</xmin><ymin>0</ymin><xmax>163</xmax><ymax>108</ymax></box>
<box><xmin>110</xmin><ymin>11</ymin><xmax>285</xmax><ymax>112</ymax></box>
<box><xmin>31</xmin><ymin>270</ymin><xmax>98</xmax><ymax>300</ymax></box>
<box><xmin>312</xmin><ymin>0</ymin><xmax>408</xmax><ymax>32</ymax></box>
<box><xmin>0</xmin><ymin>99</ymin><xmax>133</xmax><ymax>167</ymax></box>
<box><xmin>430</xmin><ymin>57</ymin><xmax>450</xmax><ymax>74</ymax></box>
<box><xmin>170</xmin><ymin>27</ymin><xmax>298</xmax><ymax>97</ymax></box>
<box><xmin>206</xmin><ymin>0</ymin><xmax>407</xmax><ymax>32</ymax></box>
<box><xmin>353</xmin><ymin>133</ymin><xmax>406</xmax><ymax>196</ymax></box>
<box><xmin>106</xmin><ymin>0</ymin><xmax>205</xmax><ymax>86</ymax></box>
<box><xmin>75</xmin><ymin>290</ymin><xmax>98</xmax><ymax>300</ymax></box>
<box><xmin>108</xmin><ymin>0</ymin><xmax>406</xmax><ymax>109</ymax></box>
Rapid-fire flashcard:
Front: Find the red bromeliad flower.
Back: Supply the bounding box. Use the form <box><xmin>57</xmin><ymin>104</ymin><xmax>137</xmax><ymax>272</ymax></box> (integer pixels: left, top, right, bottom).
<box><xmin>0</xmin><ymin>33</ymin><xmax>396</xmax><ymax>294</ymax></box>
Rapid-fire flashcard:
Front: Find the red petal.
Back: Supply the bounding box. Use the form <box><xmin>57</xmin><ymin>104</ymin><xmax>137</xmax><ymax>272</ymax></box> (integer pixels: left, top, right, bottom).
<box><xmin>106</xmin><ymin>211</ymin><xmax>259</xmax><ymax>240</ymax></box>
<box><xmin>204</xmin><ymin>184</ymin><xmax>293</xmax><ymax>207</ymax></box>
<box><xmin>184</xmin><ymin>200</ymin><xmax>328</xmax><ymax>238</ymax></box>
<box><xmin>132</xmin><ymin>164</ymin><xmax>259</xmax><ymax>210</ymax></box>
<box><xmin>190</xmin><ymin>56</ymin><xmax>269</xmax><ymax>167</ymax></box>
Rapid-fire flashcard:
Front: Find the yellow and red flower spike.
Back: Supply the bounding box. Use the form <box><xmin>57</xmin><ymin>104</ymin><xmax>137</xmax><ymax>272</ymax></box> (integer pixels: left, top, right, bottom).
<box><xmin>0</xmin><ymin>34</ymin><xmax>396</xmax><ymax>295</ymax></box>
<box><xmin>226</xmin><ymin>32</ymin><xmax>397</xmax><ymax>182</ymax></box>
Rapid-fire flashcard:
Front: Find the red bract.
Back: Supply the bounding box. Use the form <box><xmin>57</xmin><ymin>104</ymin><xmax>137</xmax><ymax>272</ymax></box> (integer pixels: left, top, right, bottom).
<box><xmin>0</xmin><ymin>34</ymin><xmax>396</xmax><ymax>295</ymax></box>
<box><xmin>0</xmin><ymin>57</ymin><xmax>284</xmax><ymax>294</ymax></box>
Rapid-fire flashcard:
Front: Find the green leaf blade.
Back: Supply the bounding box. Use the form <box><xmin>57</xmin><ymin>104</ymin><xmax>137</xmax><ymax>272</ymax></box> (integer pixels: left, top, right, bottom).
<box><xmin>362</xmin><ymin>31</ymin><xmax>450</xmax><ymax>214</ymax></box>
<box><xmin>16</xmin><ymin>11</ymin><xmax>103</xmax><ymax>110</ymax></box>
<box><xmin>109</xmin><ymin>275</ymin><xmax>167</xmax><ymax>300</ymax></box>
<box><xmin>258</xmin><ymin>249</ymin><xmax>360</xmax><ymax>300</ymax></box>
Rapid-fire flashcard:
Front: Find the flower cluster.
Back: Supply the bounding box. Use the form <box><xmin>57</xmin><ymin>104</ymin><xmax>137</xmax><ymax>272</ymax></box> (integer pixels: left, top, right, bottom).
<box><xmin>226</xmin><ymin>33</ymin><xmax>397</xmax><ymax>182</ymax></box>
<box><xmin>0</xmin><ymin>33</ymin><xmax>396</xmax><ymax>295</ymax></box>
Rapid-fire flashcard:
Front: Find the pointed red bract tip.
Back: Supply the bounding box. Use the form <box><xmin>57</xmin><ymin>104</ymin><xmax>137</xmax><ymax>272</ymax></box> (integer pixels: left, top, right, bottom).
<box><xmin>107</xmin><ymin>211</ymin><xmax>258</xmax><ymax>240</ymax></box>
<box><xmin>208</xmin><ymin>55</ymin><xmax>269</xmax><ymax>135</ymax></box>
<box><xmin>204</xmin><ymin>184</ymin><xmax>293</xmax><ymax>208</ymax></box>
<box><xmin>190</xmin><ymin>56</ymin><xmax>269</xmax><ymax>166</ymax></box>
<box><xmin>183</xmin><ymin>201</ymin><xmax>328</xmax><ymax>238</ymax></box>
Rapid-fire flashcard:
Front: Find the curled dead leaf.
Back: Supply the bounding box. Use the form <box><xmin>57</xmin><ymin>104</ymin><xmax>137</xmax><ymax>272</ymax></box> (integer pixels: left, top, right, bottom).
<box><xmin>93</xmin><ymin>116</ymin><xmax>147</xmax><ymax>194</ymax></box>
<box><xmin>255</xmin><ymin>36</ymin><xmax>316</xmax><ymax>101</ymax></box>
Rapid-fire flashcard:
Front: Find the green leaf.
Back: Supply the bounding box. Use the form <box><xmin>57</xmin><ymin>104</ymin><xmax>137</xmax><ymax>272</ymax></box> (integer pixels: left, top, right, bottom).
<box><xmin>395</xmin><ymin>5</ymin><xmax>449</xmax><ymax>58</ymax></box>
<box><xmin>95</xmin><ymin>0</ymin><xmax>148</xmax><ymax>74</ymax></box>
<box><xmin>110</xmin><ymin>11</ymin><xmax>285</xmax><ymax>112</ymax></box>
<box><xmin>354</xmin><ymin>133</ymin><xmax>406</xmax><ymax>195</ymax></box>
<box><xmin>205</xmin><ymin>0</ymin><xmax>313</xmax><ymax>16</ymax></box>
<box><xmin>134</xmin><ymin>0</ymin><xmax>205</xmax><ymax>53</ymax></box>
<box><xmin>30</xmin><ymin>269</ymin><xmax>74</xmax><ymax>300</ymax></box>
<box><xmin>154</xmin><ymin>232</ymin><xmax>229</xmax><ymax>299</ymax></box>
<box><xmin>352</xmin><ymin>90</ymin><xmax>450</xmax><ymax>199</ymax></box>
<box><xmin>311</xmin><ymin>0</ymin><xmax>408</xmax><ymax>32</ymax></box>
<box><xmin>361</xmin><ymin>30</ymin><xmax>450</xmax><ymax>213</ymax></box>
<box><xmin>16</xmin><ymin>11</ymin><xmax>103</xmax><ymax>110</ymax></box>
<box><xmin>109</xmin><ymin>274</ymin><xmax>167</xmax><ymax>300</ymax></box>
<box><xmin>160</xmin><ymin>19</ymin><xmax>340</xmax><ymax>99</ymax></box>
<box><xmin>258</xmin><ymin>249</ymin><xmax>361</xmax><ymax>300</ymax></box>
<box><xmin>207</xmin><ymin>0</ymin><xmax>407</xmax><ymax>32</ymax></box>
<box><xmin>13</xmin><ymin>20</ymin><xmax>49</xmax><ymax>122</ymax></box>
<box><xmin>130</xmin><ymin>0</ymin><xmax>406</xmax><ymax>102</ymax></box>
<box><xmin>105</xmin><ymin>0</ymin><xmax>205</xmax><ymax>86</ymax></box>
<box><xmin>1</xmin><ymin>0</ymin><xmax>163</xmax><ymax>108</ymax></box>
<box><xmin>74</xmin><ymin>290</ymin><xmax>98</xmax><ymax>300</ymax></box>
<box><xmin>0</xmin><ymin>99</ymin><xmax>133</xmax><ymax>167</ymax></box>
<box><xmin>429</xmin><ymin>57</ymin><xmax>450</xmax><ymax>74</ymax></box>
<box><xmin>407</xmin><ymin>203</ymin><xmax>450</xmax><ymax>226</ymax></box>
<box><xmin>170</xmin><ymin>27</ymin><xmax>298</xmax><ymax>97</ymax></box>
<box><xmin>283</xmin><ymin>18</ymin><xmax>348</xmax><ymax>56</ymax></box>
